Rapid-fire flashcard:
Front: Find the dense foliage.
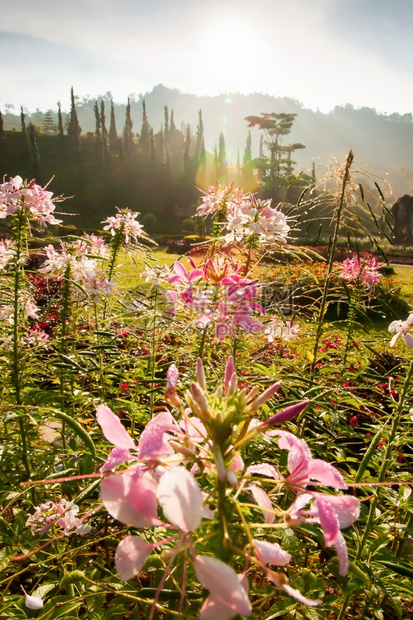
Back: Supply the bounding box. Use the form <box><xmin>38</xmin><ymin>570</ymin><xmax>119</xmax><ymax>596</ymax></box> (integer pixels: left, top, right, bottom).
<box><xmin>0</xmin><ymin>162</ymin><xmax>413</xmax><ymax>619</ymax></box>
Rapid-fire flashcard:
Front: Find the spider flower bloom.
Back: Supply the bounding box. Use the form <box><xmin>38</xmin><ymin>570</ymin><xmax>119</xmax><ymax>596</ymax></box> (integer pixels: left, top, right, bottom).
<box><xmin>388</xmin><ymin>314</ymin><xmax>413</xmax><ymax>348</ymax></box>
<box><xmin>0</xmin><ymin>175</ymin><xmax>63</xmax><ymax>225</ymax></box>
<box><xmin>102</xmin><ymin>208</ymin><xmax>149</xmax><ymax>245</ymax></box>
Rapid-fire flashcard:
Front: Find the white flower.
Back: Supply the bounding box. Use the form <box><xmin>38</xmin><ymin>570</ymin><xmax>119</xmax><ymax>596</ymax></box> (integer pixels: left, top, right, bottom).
<box><xmin>388</xmin><ymin>314</ymin><xmax>413</xmax><ymax>348</ymax></box>
<box><xmin>102</xmin><ymin>208</ymin><xmax>148</xmax><ymax>245</ymax></box>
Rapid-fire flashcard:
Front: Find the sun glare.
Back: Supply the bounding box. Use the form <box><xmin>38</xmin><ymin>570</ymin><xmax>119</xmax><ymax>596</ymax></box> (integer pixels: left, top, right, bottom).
<box><xmin>201</xmin><ymin>20</ymin><xmax>262</xmax><ymax>89</ymax></box>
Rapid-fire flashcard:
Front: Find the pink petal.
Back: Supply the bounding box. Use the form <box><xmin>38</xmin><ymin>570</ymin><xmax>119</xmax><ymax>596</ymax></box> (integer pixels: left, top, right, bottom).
<box><xmin>138</xmin><ymin>411</ymin><xmax>178</xmax><ymax>460</ymax></box>
<box><xmin>267</xmin><ymin>571</ymin><xmax>321</xmax><ymax>606</ymax></box>
<box><xmin>247</xmin><ymin>463</ymin><xmax>279</xmax><ymax>479</ymax></box>
<box><xmin>96</xmin><ymin>404</ymin><xmax>136</xmax><ymax>450</ymax></box>
<box><xmin>307</xmin><ymin>460</ymin><xmax>347</xmax><ymax>489</ymax></box>
<box><xmin>314</xmin><ymin>495</ymin><xmax>340</xmax><ymax>547</ymax></box>
<box><xmin>279</xmin><ymin>583</ymin><xmax>322</xmax><ymax>607</ymax></box>
<box><xmin>166</xmin><ymin>364</ymin><xmax>179</xmax><ymax>389</ymax></box>
<box><xmin>100</xmin><ymin>467</ymin><xmax>160</xmax><ymax>528</ymax></box>
<box><xmin>313</xmin><ymin>493</ymin><xmax>360</xmax><ymax>529</ymax></box>
<box><xmin>115</xmin><ymin>536</ymin><xmax>152</xmax><ymax>580</ymax></box>
<box><xmin>100</xmin><ymin>446</ymin><xmax>135</xmax><ymax>472</ymax></box>
<box><xmin>403</xmin><ymin>332</ymin><xmax>413</xmax><ymax>348</ymax></box>
<box><xmin>334</xmin><ymin>531</ymin><xmax>349</xmax><ymax>576</ymax></box>
<box><xmin>224</xmin><ymin>356</ymin><xmax>236</xmax><ymax>394</ymax></box>
<box><xmin>173</xmin><ymin>261</ymin><xmax>188</xmax><ymax>280</ymax></box>
<box><xmin>188</xmin><ymin>268</ymin><xmax>204</xmax><ymax>281</ymax></box>
<box><xmin>200</xmin><ymin>595</ymin><xmax>239</xmax><ymax>620</ymax></box>
<box><xmin>229</xmin><ymin>453</ymin><xmax>244</xmax><ymax>472</ymax></box>
<box><xmin>157</xmin><ymin>467</ymin><xmax>203</xmax><ymax>532</ymax></box>
<box><xmin>253</xmin><ymin>539</ymin><xmax>291</xmax><ymax>566</ymax></box>
<box><xmin>247</xmin><ymin>485</ymin><xmax>275</xmax><ymax>524</ymax></box>
<box><xmin>200</xmin><ymin>575</ymin><xmax>249</xmax><ymax>620</ymax></box>
<box><xmin>195</xmin><ymin>556</ymin><xmax>252</xmax><ymax>618</ymax></box>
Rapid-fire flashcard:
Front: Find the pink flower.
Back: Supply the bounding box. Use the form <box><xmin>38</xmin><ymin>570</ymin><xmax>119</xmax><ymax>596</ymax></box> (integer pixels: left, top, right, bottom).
<box><xmin>102</xmin><ymin>208</ymin><xmax>149</xmax><ymax>245</ymax></box>
<box><xmin>168</xmin><ymin>260</ymin><xmax>204</xmax><ymax>284</ymax></box>
<box><xmin>195</xmin><ymin>555</ymin><xmax>252</xmax><ymax>619</ymax></box>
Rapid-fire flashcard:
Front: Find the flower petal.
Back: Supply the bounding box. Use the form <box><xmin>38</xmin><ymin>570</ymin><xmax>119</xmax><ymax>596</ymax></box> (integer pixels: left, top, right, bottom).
<box><xmin>195</xmin><ymin>556</ymin><xmax>252</xmax><ymax>617</ymax></box>
<box><xmin>314</xmin><ymin>495</ymin><xmax>340</xmax><ymax>547</ymax></box>
<box><xmin>247</xmin><ymin>485</ymin><xmax>275</xmax><ymax>524</ymax></box>
<box><xmin>96</xmin><ymin>404</ymin><xmax>136</xmax><ymax>450</ymax></box>
<box><xmin>100</xmin><ymin>467</ymin><xmax>160</xmax><ymax>528</ymax></box>
<box><xmin>247</xmin><ymin>463</ymin><xmax>280</xmax><ymax>480</ymax></box>
<box><xmin>253</xmin><ymin>539</ymin><xmax>291</xmax><ymax>566</ymax></box>
<box><xmin>100</xmin><ymin>446</ymin><xmax>135</xmax><ymax>472</ymax></box>
<box><xmin>334</xmin><ymin>531</ymin><xmax>349</xmax><ymax>576</ymax></box>
<box><xmin>115</xmin><ymin>535</ymin><xmax>152</xmax><ymax>580</ymax></box>
<box><xmin>307</xmin><ymin>460</ymin><xmax>347</xmax><ymax>489</ymax></box>
<box><xmin>157</xmin><ymin>467</ymin><xmax>203</xmax><ymax>532</ymax></box>
<box><xmin>313</xmin><ymin>493</ymin><xmax>360</xmax><ymax>529</ymax></box>
<box><xmin>138</xmin><ymin>411</ymin><xmax>177</xmax><ymax>460</ymax></box>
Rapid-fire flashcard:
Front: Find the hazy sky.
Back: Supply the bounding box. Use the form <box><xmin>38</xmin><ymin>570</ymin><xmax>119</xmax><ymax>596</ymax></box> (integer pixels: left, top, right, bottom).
<box><xmin>1</xmin><ymin>0</ymin><xmax>412</xmax><ymax>114</ymax></box>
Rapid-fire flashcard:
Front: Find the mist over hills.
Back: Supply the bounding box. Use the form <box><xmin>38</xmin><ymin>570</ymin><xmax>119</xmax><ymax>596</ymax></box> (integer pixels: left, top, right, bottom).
<box><xmin>3</xmin><ymin>83</ymin><xmax>413</xmax><ymax>198</ymax></box>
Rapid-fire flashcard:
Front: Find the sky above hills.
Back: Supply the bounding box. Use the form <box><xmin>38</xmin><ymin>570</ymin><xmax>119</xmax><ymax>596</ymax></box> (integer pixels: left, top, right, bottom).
<box><xmin>1</xmin><ymin>0</ymin><xmax>412</xmax><ymax>115</ymax></box>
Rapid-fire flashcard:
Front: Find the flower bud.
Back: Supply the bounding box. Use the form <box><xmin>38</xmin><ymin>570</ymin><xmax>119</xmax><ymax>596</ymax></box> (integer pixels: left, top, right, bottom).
<box><xmin>260</xmin><ymin>400</ymin><xmax>309</xmax><ymax>428</ymax></box>
<box><xmin>190</xmin><ymin>383</ymin><xmax>212</xmax><ymax>421</ymax></box>
<box><xmin>246</xmin><ymin>381</ymin><xmax>283</xmax><ymax>414</ymax></box>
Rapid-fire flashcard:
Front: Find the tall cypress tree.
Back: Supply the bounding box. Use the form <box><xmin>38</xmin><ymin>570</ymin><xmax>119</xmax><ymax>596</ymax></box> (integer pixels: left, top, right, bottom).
<box><xmin>109</xmin><ymin>99</ymin><xmax>118</xmax><ymax>154</ymax></box>
<box><xmin>0</xmin><ymin>111</ymin><xmax>4</xmax><ymax>138</ymax></box>
<box><xmin>218</xmin><ymin>132</ymin><xmax>227</xmax><ymax>182</ymax></box>
<box><xmin>67</xmin><ymin>87</ymin><xmax>81</xmax><ymax>151</ymax></box>
<box><xmin>170</xmin><ymin>109</ymin><xmax>176</xmax><ymax>132</ymax></box>
<box><xmin>100</xmin><ymin>100</ymin><xmax>107</xmax><ymax>138</ymax></box>
<box><xmin>123</xmin><ymin>97</ymin><xmax>134</xmax><ymax>155</ymax></box>
<box><xmin>150</xmin><ymin>127</ymin><xmax>156</xmax><ymax>163</ymax></box>
<box><xmin>139</xmin><ymin>99</ymin><xmax>151</xmax><ymax>157</ymax></box>
<box><xmin>94</xmin><ymin>100</ymin><xmax>101</xmax><ymax>139</ymax></box>
<box><xmin>57</xmin><ymin>101</ymin><xmax>64</xmax><ymax>142</ymax></box>
<box><xmin>184</xmin><ymin>124</ymin><xmax>191</xmax><ymax>175</ymax></box>
<box><xmin>28</xmin><ymin>123</ymin><xmax>41</xmax><ymax>182</ymax></box>
<box><xmin>20</xmin><ymin>106</ymin><xmax>29</xmax><ymax>144</ymax></box>
<box><xmin>164</xmin><ymin>105</ymin><xmax>169</xmax><ymax>138</ymax></box>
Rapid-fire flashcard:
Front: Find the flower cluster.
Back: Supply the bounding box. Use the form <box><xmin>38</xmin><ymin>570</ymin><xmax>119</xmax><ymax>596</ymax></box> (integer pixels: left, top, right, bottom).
<box><xmin>149</xmin><ymin>256</ymin><xmax>266</xmax><ymax>336</ymax></box>
<box><xmin>26</xmin><ymin>498</ymin><xmax>91</xmax><ymax>536</ymax></box>
<box><xmin>338</xmin><ymin>255</ymin><xmax>382</xmax><ymax>287</ymax></box>
<box><xmin>96</xmin><ymin>358</ymin><xmax>359</xmax><ymax>617</ymax></box>
<box><xmin>40</xmin><ymin>237</ymin><xmax>114</xmax><ymax>303</ymax></box>
<box><xmin>0</xmin><ymin>175</ymin><xmax>62</xmax><ymax>225</ymax></box>
<box><xmin>102</xmin><ymin>208</ymin><xmax>148</xmax><ymax>245</ymax></box>
<box><xmin>0</xmin><ymin>239</ymin><xmax>15</xmax><ymax>269</ymax></box>
<box><xmin>197</xmin><ymin>183</ymin><xmax>290</xmax><ymax>246</ymax></box>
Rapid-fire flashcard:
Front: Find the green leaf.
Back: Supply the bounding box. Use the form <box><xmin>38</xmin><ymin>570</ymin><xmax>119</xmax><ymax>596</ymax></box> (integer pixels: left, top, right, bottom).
<box><xmin>377</xmin><ymin>560</ymin><xmax>413</xmax><ymax>579</ymax></box>
<box><xmin>54</xmin><ymin>411</ymin><xmax>96</xmax><ymax>459</ymax></box>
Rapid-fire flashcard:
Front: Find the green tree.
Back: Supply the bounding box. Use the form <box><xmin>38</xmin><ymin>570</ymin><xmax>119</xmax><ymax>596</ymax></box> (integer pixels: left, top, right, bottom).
<box><xmin>245</xmin><ymin>112</ymin><xmax>305</xmax><ymax>201</ymax></box>
<box><xmin>218</xmin><ymin>132</ymin><xmax>227</xmax><ymax>182</ymax></box>
<box><xmin>57</xmin><ymin>101</ymin><xmax>64</xmax><ymax>141</ymax></box>
<box><xmin>20</xmin><ymin>106</ymin><xmax>28</xmax><ymax>142</ymax></box>
<box><xmin>43</xmin><ymin>110</ymin><xmax>57</xmax><ymax>134</ymax></box>
<box><xmin>67</xmin><ymin>87</ymin><xmax>81</xmax><ymax>151</ymax></box>
<box><xmin>184</xmin><ymin>124</ymin><xmax>191</xmax><ymax>175</ymax></box>
<box><xmin>94</xmin><ymin>100</ymin><xmax>101</xmax><ymax>139</ymax></box>
<box><xmin>123</xmin><ymin>97</ymin><xmax>134</xmax><ymax>155</ymax></box>
<box><xmin>0</xmin><ymin>110</ymin><xmax>4</xmax><ymax>138</ymax></box>
<box><xmin>109</xmin><ymin>99</ymin><xmax>118</xmax><ymax>155</ymax></box>
<box><xmin>28</xmin><ymin>123</ymin><xmax>41</xmax><ymax>182</ymax></box>
<box><xmin>139</xmin><ymin>99</ymin><xmax>151</xmax><ymax>158</ymax></box>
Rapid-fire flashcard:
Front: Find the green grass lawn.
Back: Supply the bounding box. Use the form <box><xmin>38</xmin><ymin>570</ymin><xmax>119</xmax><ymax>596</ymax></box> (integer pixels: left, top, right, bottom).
<box><xmin>392</xmin><ymin>265</ymin><xmax>413</xmax><ymax>307</ymax></box>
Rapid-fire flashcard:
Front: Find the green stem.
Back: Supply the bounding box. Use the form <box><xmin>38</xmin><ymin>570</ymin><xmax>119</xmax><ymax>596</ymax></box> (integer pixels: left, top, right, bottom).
<box><xmin>217</xmin><ymin>477</ymin><xmax>230</xmax><ymax>562</ymax></box>
<box><xmin>11</xmin><ymin>208</ymin><xmax>31</xmax><ymax>478</ymax></box>
<box><xmin>336</xmin><ymin>358</ymin><xmax>413</xmax><ymax>620</ymax></box>
<box><xmin>343</xmin><ymin>286</ymin><xmax>360</xmax><ymax>368</ymax></box>
<box><xmin>311</xmin><ymin>149</ymin><xmax>354</xmax><ymax>373</ymax></box>
<box><xmin>198</xmin><ymin>325</ymin><xmax>208</xmax><ymax>361</ymax></box>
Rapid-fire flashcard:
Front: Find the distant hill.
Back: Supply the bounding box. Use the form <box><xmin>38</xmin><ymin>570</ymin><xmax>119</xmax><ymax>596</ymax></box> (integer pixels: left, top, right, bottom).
<box><xmin>2</xmin><ymin>84</ymin><xmax>413</xmax><ymax>198</ymax></box>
